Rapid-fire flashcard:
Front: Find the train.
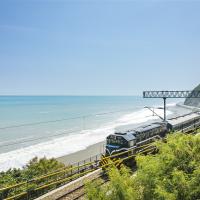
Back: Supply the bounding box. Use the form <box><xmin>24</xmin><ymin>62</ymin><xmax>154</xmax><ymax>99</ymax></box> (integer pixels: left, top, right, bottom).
<box><xmin>105</xmin><ymin>112</ymin><xmax>200</xmax><ymax>156</ymax></box>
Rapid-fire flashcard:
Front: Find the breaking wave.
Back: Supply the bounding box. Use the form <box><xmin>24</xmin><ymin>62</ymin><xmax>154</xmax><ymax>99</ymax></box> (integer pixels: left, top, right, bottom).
<box><xmin>0</xmin><ymin>106</ymin><xmax>174</xmax><ymax>171</ymax></box>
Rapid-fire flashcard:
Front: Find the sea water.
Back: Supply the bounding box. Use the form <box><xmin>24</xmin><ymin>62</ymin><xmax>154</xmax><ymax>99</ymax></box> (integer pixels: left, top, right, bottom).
<box><xmin>0</xmin><ymin>96</ymin><xmax>179</xmax><ymax>171</ymax></box>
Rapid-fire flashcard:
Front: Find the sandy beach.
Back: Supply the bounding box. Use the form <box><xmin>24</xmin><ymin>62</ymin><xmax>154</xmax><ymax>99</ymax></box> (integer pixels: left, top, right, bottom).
<box><xmin>56</xmin><ymin>141</ymin><xmax>106</xmax><ymax>166</ymax></box>
<box><xmin>56</xmin><ymin>104</ymin><xmax>194</xmax><ymax>166</ymax></box>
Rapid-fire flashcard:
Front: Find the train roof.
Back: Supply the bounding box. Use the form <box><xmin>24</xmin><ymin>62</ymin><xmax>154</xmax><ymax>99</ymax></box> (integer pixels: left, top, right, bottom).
<box><xmin>134</xmin><ymin>123</ymin><xmax>162</xmax><ymax>133</ymax></box>
<box><xmin>167</xmin><ymin>112</ymin><xmax>200</xmax><ymax>126</ymax></box>
<box><xmin>115</xmin><ymin>124</ymin><xmax>137</xmax><ymax>134</ymax></box>
<box><xmin>115</xmin><ymin>122</ymin><xmax>165</xmax><ymax>135</ymax></box>
<box><xmin>112</xmin><ymin>122</ymin><xmax>165</xmax><ymax>141</ymax></box>
<box><xmin>122</xmin><ymin>132</ymin><xmax>136</xmax><ymax>141</ymax></box>
<box><xmin>108</xmin><ymin>132</ymin><xmax>135</xmax><ymax>141</ymax></box>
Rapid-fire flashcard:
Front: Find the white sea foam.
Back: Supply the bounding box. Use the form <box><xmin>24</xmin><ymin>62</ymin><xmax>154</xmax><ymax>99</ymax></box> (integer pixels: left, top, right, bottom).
<box><xmin>166</xmin><ymin>102</ymin><xmax>178</xmax><ymax>107</ymax></box>
<box><xmin>0</xmin><ymin>106</ymin><xmax>173</xmax><ymax>171</ymax></box>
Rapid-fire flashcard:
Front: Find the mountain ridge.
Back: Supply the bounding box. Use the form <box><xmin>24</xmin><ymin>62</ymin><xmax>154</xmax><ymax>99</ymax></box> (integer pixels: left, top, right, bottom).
<box><xmin>184</xmin><ymin>84</ymin><xmax>200</xmax><ymax>107</ymax></box>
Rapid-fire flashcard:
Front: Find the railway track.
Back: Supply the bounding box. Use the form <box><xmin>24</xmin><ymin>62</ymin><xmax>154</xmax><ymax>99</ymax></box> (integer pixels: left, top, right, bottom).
<box><xmin>58</xmin><ymin>172</ymin><xmax>108</xmax><ymax>200</ymax></box>
<box><xmin>1</xmin><ymin>143</ymin><xmax>156</xmax><ymax>200</ymax></box>
<box><xmin>58</xmin><ymin>184</ymin><xmax>85</xmax><ymax>200</ymax></box>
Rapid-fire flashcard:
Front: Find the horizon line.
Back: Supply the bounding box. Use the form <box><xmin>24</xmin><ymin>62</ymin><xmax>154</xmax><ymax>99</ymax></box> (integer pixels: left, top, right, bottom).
<box><xmin>0</xmin><ymin>94</ymin><xmax>141</xmax><ymax>97</ymax></box>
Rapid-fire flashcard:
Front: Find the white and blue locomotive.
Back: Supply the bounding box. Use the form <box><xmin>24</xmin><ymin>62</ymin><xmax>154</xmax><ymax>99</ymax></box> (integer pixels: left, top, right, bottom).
<box><xmin>106</xmin><ymin>112</ymin><xmax>200</xmax><ymax>156</ymax></box>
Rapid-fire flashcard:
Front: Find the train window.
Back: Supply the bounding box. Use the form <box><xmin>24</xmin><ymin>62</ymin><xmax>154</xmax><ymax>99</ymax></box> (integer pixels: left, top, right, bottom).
<box><xmin>136</xmin><ymin>135</ymin><xmax>141</xmax><ymax>142</ymax></box>
<box><xmin>144</xmin><ymin>131</ymin><xmax>148</xmax><ymax>139</ymax></box>
<box><xmin>145</xmin><ymin>131</ymin><xmax>149</xmax><ymax>138</ymax></box>
<box><xmin>156</xmin><ymin>128</ymin><xmax>159</xmax><ymax>134</ymax></box>
<box><xmin>129</xmin><ymin>140</ymin><xmax>134</xmax><ymax>147</ymax></box>
<box><xmin>107</xmin><ymin>138</ymin><xmax>116</xmax><ymax>144</ymax></box>
<box><xmin>113</xmin><ymin>136</ymin><xmax>126</xmax><ymax>146</ymax></box>
<box><xmin>116</xmin><ymin>136</ymin><xmax>121</xmax><ymax>144</ymax></box>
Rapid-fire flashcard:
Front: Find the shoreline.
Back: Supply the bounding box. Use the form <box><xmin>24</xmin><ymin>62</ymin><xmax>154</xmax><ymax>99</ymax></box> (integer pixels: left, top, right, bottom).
<box><xmin>56</xmin><ymin>104</ymin><xmax>193</xmax><ymax>166</ymax></box>
<box><xmin>56</xmin><ymin>141</ymin><xmax>106</xmax><ymax>166</ymax></box>
<box><xmin>0</xmin><ymin>103</ymin><xmax>194</xmax><ymax>171</ymax></box>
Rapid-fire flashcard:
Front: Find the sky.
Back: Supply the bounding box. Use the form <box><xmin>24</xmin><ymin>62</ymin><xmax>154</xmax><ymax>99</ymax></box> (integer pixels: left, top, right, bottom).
<box><xmin>0</xmin><ymin>0</ymin><xmax>200</xmax><ymax>96</ymax></box>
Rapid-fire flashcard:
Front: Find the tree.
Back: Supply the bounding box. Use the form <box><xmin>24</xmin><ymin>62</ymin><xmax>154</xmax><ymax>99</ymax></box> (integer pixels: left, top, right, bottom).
<box><xmin>86</xmin><ymin>133</ymin><xmax>200</xmax><ymax>200</ymax></box>
<box><xmin>86</xmin><ymin>166</ymin><xmax>139</xmax><ymax>200</ymax></box>
<box><xmin>0</xmin><ymin>157</ymin><xmax>65</xmax><ymax>198</ymax></box>
<box><xmin>22</xmin><ymin>157</ymin><xmax>64</xmax><ymax>179</ymax></box>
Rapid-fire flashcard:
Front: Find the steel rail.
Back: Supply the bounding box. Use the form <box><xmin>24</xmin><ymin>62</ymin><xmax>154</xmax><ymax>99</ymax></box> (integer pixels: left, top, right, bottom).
<box><xmin>57</xmin><ymin>172</ymin><xmax>108</xmax><ymax>200</ymax></box>
<box><xmin>0</xmin><ymin>142</ymin><xmax>155</xmax><ymax>195</ymax></box>
<box><xmin>2</xmin><ymin>144</ymin><xmax>156</xmax><ymax>200</ymax></box>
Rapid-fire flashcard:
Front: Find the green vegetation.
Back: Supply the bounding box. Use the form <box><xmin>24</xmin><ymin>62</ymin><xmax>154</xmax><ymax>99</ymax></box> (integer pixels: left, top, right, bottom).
<box><xmin>0</xmin><ymin>157</ymin><xmax>64</xmax><ymax>198</ymax></box>
<box><xmin>86</xmin><ymin>133</ymin><xmax>200</xmax><ymax>200</ymax></box>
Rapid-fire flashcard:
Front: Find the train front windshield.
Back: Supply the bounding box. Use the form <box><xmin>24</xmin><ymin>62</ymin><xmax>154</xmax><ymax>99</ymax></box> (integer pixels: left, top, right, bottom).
<box><xmin>106</xmin><ymin>135</ymin><xmax>128</xmax><ymax>155</ymax></box>
<box><xmin>107</xmin><ymin>135</ymin><xmax>126</xmax><ymax>146</ymax></box>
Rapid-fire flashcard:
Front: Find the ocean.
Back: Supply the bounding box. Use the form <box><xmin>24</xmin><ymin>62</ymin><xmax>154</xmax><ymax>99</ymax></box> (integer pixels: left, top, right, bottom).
<box><xmin>0</xmin><ymin>96</ymin><xmax>179</xmax><ymax>171</ymax></box>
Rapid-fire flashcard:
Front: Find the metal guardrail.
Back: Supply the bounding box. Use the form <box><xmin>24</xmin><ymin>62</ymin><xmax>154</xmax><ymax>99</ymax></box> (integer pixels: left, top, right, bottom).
<box><xmin>0</xmin><ymin>158</ymin><xmax>100</xmax><ymax>200</ymax></box>
<box><xmin>0</xmin><ymin>142</ymin><xmax>156</xmax><ymax>200</ymax></box>
<box><xmin>2</xmin><ymin>126</ymin><xmax>199</xmax><ymax>200</ymax></box>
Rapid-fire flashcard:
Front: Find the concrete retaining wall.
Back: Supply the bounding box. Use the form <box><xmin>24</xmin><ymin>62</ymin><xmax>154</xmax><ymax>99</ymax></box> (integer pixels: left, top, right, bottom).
<box><xmin>36</xmin><ymin>169</ymin><xmax>102</xmax><ymax>200</ymax></box>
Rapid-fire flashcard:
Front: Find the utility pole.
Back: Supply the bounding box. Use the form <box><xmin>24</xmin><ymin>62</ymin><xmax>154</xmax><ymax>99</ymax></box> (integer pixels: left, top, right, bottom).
<box><xmin>163</xmin><ymin>97</ymin><xmax>166</xmax><ymax>121</ymax></box>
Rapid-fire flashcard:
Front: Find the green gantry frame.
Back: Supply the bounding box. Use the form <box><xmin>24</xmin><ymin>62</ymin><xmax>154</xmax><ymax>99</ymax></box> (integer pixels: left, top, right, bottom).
<box><xmin>143</xmin><ymin>90</ymin><xmax>200</xmax><ymax>122</ymax></box>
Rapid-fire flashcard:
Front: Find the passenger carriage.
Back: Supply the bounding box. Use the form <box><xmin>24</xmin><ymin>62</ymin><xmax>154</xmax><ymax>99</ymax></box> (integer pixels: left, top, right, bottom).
<box><xmin>105</xmin><ymin>112</ymin><xmax>200</xmax><ymax>157</ymax></box>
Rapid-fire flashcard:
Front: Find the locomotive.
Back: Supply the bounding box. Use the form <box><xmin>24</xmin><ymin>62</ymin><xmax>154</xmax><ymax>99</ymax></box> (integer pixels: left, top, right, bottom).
<box><xmin>106</xmin><ymin>112</ymin><xmax>200</xmax><ymax>156</ymax></box>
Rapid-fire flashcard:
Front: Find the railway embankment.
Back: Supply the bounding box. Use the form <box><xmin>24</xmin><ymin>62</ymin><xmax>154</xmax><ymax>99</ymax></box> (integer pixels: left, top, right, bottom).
<box><xmin>86</xmin><ymin>133</ymin><xmax>200</xmax><ymax>200</ymax></box>
<box><xmin>36</xmin><ymin>169</ymin><xmax>103</xmax><ymax>200</ymax></box>
<box><xmin>176</xmin><ymin>102</ymin><xmax>200</xmax><ymax>111</ymax></box>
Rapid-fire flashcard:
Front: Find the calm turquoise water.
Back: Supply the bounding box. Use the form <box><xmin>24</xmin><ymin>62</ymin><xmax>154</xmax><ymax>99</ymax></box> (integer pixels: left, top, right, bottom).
<box><xmin>0</xmin><ymin>96</ymin><xmax>162</xmax><ymax>145</ymax></box>
<box><xmin>0</xmin><ymin>96</ymin><xmax>176</xmax><ymax>171</ymax></box>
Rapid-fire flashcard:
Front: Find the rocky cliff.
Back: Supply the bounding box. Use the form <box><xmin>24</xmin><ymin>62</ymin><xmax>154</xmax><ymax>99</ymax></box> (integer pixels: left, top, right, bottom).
<box><xmin>184</xmin><ymin>84</ymin><xmax>200</xmax><ymax>107</ymax></box>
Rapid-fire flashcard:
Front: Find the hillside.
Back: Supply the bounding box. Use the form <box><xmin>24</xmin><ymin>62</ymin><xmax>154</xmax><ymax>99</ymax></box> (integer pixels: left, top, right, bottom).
<box><xmin>86</xmin><ymin>133</ymin><xmax>200</xmax><ymax>200</ymax></box>
<box><xmin>184</xmin><ymin>84</ymin><xmax>200</xmax><ymax>107</ymax></box>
